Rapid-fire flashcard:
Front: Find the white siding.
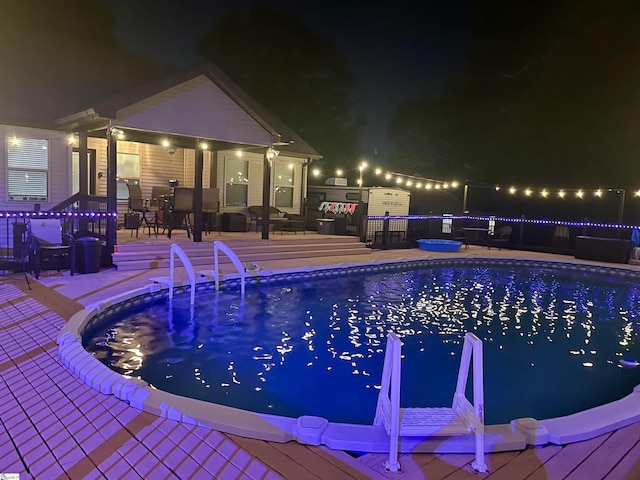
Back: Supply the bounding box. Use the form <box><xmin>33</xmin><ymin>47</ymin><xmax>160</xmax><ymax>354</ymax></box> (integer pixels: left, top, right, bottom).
<box><xmin>116</xmin><ymin>75</ymin><xmax>274</xmax><ymax>146</ymax></box>
<box><xmin>183</xmin><ymin>149</ymin><xmax>212</xmax><ymax>188</ymax></box>
<box><xmin>0</xmin><ymin>124</ymin><xmax>70</xmax><ymax>210</ymax></box>
<box><xmin>366</xmin><ymin>188</ymin><xmax>411</xmax><ymax>241</ymax></box>
<box><xmin>248</xmin><ymin>154</ymin><xmax>264</xmax><ymax>208</ymax></box>
<box><xmin>89</xmin><ymin>138</ymin><xmax>187</xmax><ymax>218</ymax></box>
<box><xmin>367</xmin><ymin>188</ymin><xmax>411</xmax><ymax>216</ymax></box>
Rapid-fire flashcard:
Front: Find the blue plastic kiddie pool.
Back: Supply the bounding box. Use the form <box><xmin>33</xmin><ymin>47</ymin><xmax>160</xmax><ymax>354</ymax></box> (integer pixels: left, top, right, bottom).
<box><xmin>417</xmin><ymin>239</ymin><xmax>462</xmax><ymax>252</ymax></box>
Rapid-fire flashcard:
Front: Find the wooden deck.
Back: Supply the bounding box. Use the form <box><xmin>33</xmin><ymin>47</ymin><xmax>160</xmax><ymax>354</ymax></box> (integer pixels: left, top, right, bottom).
<box><xmin>1</xmin><ymin>245</ymin><xmax>640</xmax><ymax>479</ymax></box>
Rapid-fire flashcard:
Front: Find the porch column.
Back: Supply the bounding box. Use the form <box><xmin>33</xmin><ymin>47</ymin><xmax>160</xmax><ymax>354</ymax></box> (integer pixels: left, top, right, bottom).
<box><xmin>78</xmin><ymin>129</ymin><xmax>89</xmax><ymax>231</ymax></box>
<box><xmin>261</xmin><ymin>148</ymin><xmax>273</xmax><ymax>240</ymax></box>
<box><xmin>106</xmin><ymin>126</ymin><xmax>118</xmax><ymax>258</ymax></box>
<box><xmin>301</xmin><ymin>158</ymin><xmax>309</xmax><ymax>217</ymax></box>
<box><xmin>193</xmin><ymin>139</ymin><xmax>204</xmax><ymax>242</ymax></box>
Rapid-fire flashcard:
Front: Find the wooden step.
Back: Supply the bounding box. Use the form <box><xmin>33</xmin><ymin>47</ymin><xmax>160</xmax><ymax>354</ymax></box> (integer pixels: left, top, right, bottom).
<box><xmin>113</xmin><ymin>245</ymin><xmax>371</xmax><ymax>270</ymax></box>
<box><xmin>113</xmin><ymin>242</ymin><xmax>359</xmax><ymax>262</ymax></box>
<box><xmin>115</xmin><ymin>235</ymin><xmax>358</xmax><ymax>252</ymax></box>
<box><xmin>112</xmin><ymin>236</ymin><xmax>370</xmax><ymax>271</ymax></box>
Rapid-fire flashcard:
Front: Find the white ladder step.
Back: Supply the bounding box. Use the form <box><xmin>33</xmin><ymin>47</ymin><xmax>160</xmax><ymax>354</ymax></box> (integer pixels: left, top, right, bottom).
<box><xmin>400</xmin><ymin>407</ymin><xmax>470</xmax><ymax>435</ymax></box>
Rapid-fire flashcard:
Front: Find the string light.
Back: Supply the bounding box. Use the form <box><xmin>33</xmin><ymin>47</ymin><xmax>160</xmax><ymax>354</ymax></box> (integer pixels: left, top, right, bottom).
<box><xmin>373</xmin><ymin>169</ymin><xmax>459</xmax><ymax>191</ymax></box>
<box><xmin>366</xmin><ymin>214</ymin><xmax>640</xmax><ymax>230</ymax></box>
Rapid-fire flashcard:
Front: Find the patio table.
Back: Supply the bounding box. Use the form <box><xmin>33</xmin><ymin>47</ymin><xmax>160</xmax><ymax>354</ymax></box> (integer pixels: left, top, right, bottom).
<box><xmin>271</xmin><ymin>218</ymin><xmax>306</xmax><ymax>234</ymax></box>
<box><xmin>462</xmin><ymin>227</ymin><xmax>490</xmax><ymax>247</ymax></box>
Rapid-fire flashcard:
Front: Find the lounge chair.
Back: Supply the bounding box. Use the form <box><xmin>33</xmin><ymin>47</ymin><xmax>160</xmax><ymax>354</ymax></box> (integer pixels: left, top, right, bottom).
<box><xmin>488</xmin><ymin>226</ymin><xmax>512</xmax><ymax>250</ymax></box>
<box><xmin>28</xmin><ymin>218</ymin><xmax>75</xmax><ymax>279</ymax></box>
<box><xmin>248</xmin><ymin>205</ymin><xmax>282</xmax><ymax>232</ymax></box>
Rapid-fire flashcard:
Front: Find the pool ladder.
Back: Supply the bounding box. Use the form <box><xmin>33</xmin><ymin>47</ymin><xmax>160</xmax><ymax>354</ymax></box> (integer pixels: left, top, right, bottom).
<box><xmin>150</xmin><ymin>242</ymin><xmax>246</xmax><ymax>304</ymax></box>
<box><xmin>198</xmin><ymin>240</ymin><xmax>246</xmax><ymax>296</ymax></box>
<box><xmin>374</xmin><ymin>332</ymin><xmax>486</xmax><ymax>473</ymax></box>
<box><xmin>150</xmin><ymin>243</ymin><xmax>197</xmax><ymax>304</ymax></box>
<box><xmin>200</xmin><ymin>241</ymin><xmax>246</xmax><ymax>296</ymax></box>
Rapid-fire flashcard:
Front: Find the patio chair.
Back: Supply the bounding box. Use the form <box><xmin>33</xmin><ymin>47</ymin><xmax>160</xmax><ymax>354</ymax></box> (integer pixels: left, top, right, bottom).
<box><xmin>452</xmin><ymin>228</ymin><xmax>468</xmax><ymax>248</ymax></box>
<box><xmin>167</xmin><ymin>187</ymin><xmax>194</xmax><ymax>239</ymax></box>
<box><xmin>248</xmin><ymin>205</ymin><xmax>282</xmax><ymax>232</ymax></box>
<box><xmin>28</xmin><ymin>218</ymin><xmax>75</xmax><ymax>279</ymax></box>
<box><xmin>127</xmin><ymin>183</ymin><xmax>158</xmax><ymax>237</ymax></box>
<box><xmin>202</xmin><ymin>188</ymin><xmax>219</xmax><ymax>235</ymax></box>
<box><xmin>151</xmin><ymin>186</ymin><xmax>171</xmax><ymax>209</ymax></box>
<box><xmin>488</xmin><ymin>226</ymin><xmax>512</xmax><ymax>250</ymax></box>
<box><xmin>151</xmin><ymin>185</ymin><xmax>171</xmax><ymax>234</ymax></box>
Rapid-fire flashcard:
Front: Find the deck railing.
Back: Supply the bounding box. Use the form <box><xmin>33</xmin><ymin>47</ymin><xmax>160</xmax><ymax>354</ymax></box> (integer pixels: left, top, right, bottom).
<box><xmin>365</xmin><ymin>214</ymin><xmax>638</xmax><ymax>255</ymax></box>
<box><xmin>0</xmin><ymin>196</ymin><xmax>115</xmax><ymax>272</ymax></box>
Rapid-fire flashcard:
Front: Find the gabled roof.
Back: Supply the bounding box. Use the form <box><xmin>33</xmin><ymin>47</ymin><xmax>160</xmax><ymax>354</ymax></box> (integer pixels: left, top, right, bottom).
<box><xmin>55</xmin><ymin>63</ymin><xmax>321</xmax><ymax>159</ymax></box>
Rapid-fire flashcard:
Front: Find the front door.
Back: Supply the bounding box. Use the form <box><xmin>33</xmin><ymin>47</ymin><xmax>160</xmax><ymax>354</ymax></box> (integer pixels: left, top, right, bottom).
<box><xmin>72</xmin><ymin>148</ymin><xmax>97</xmax><ymax>195</ymax></box>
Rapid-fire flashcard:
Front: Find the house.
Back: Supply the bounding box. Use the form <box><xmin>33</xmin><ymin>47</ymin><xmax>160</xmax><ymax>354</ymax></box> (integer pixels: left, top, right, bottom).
<box><xmin>0</xmin><ymin>63</ymin><xmax>322</xmax><ymax>257</ymax></box>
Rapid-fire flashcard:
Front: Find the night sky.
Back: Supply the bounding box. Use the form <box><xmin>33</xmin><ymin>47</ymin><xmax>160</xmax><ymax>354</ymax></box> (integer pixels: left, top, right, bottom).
<box><xmin>99</xmin><ymin>0</ymin><xmax>473</xmax><ymax>160</ymax></box>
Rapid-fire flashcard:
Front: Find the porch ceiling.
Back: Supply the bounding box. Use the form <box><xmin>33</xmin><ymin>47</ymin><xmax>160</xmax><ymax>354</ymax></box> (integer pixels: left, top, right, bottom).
<box><xmin>86</xmin><ymin>127</ymin><xmax>254</xmax><ymax>152</ymax></box>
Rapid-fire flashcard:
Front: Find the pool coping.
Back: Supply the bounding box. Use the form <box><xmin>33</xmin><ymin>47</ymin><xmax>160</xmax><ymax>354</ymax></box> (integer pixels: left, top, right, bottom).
<box><xmin>57</xmin><ymin>254</ymin><xmax>640</xmax><ymax>455</ymax></box>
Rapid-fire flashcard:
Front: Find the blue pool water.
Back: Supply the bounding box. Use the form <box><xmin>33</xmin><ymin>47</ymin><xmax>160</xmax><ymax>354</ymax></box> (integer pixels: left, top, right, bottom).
<box><xmin>84</xmin><ymin>260</ymin><xmax>640</xmax><ymax>425</ymax></box>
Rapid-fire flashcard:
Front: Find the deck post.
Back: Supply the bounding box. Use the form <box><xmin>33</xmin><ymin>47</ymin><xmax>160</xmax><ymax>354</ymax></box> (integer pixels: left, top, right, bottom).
<box><xmin>261</xmin><ymin>149</ymin><xmax>272</xmax><ymax>240</ymax></box>
<box><xmin>193</xmin><ymin>139</ymin><xmax>204</xmax><ymax>242</ymax></box>
<box><xmin>106</xmin><ymin>125</ymin><xmax>118</xmax><ymax>261</ymax></box>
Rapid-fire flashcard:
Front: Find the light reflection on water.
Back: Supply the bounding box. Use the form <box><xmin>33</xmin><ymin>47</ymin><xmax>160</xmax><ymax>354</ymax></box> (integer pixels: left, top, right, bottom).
<box><xmin>85</xmin><ymin>264</ymin><xmax>640</xmax><ymax>425</ymax></box>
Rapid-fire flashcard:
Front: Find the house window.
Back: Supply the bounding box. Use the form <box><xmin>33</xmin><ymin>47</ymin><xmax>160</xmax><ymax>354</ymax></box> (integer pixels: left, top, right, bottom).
<box><xmin>224</xmin><ymin>157</ymin><xmax>249</xmax><ymax>207</ymax></box>
<box><xmin>274</xmin><ymin>163</ymin><xmax>294</xmax><ymax>208</ymax></box>
<box><xmin>7</xmin><ymin>137</ymin><xmax>49</xmax><ymax>201</ymax></box>
<box><xmin>116</xmin><ymin>152</ymin><xmax>140</xmax><ymax>200</ymax></box>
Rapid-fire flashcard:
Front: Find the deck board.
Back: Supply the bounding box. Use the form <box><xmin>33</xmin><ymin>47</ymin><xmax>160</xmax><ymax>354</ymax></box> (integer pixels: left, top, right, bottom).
<box><xmin>604</xmin><ymin>435</ymin><xmax>640</xmax><ymax>480</ymax></box>
<box><xmin>526</xmin><ymin>433</ymin><xmax>609</xmax><ymax>480</ymax></box>
<box><xmin>487</xmin><ymin>444</ymin><xmax>563</xmax><ymax>479</ymax></box>
<box><xmin>565</xmin><ymin>422</ymin><xmax>640</xmax><ymax>480</ymax></box>
<box><xmin>270</xmin><ymin>442</ymin><xmax>368</xmax><ymax>480</ymax></box>
<box><xmin>229</xmin><ymin>435</ymin><xmax>322</xmax><ymax>480</ymax></box>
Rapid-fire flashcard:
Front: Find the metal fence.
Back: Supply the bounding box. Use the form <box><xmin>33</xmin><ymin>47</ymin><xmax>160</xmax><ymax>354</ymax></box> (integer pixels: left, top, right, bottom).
<box><xmin>365</xmin><ymin>214</ymin><xmax>637</xmax><ymax>255</ymax></box>
<box><xmin>0</xmin><ymin>195</ymin><xmax>113</xmax><ymax>272</ymax></box>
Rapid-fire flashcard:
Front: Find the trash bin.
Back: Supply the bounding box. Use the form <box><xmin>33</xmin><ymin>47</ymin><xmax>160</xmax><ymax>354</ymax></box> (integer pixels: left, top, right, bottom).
<box><xmin>316</xmin><ymin>218</ymin><xmax>335</xmax><ymax>235</ymax></box>
<box><xmin>222</xmin><ymin>213</ymin><xmax>247</xmax><ymax>232</ymax></box>
<box><xmin>75</xmin><ymin>237</ymin><xmax>102</xmax><ymax>274</ymax></box>
<box><xmin>334</xmin><ymin>215</ymin><xmax>347</xmax><ymax>235</ymax></box>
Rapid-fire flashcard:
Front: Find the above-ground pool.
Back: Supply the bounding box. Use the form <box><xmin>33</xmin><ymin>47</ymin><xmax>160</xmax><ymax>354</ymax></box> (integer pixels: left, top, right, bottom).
<box><xmin>83</xmin><ymin>258</ymin><xmax>640</xmax><ymax>426</ymax></box>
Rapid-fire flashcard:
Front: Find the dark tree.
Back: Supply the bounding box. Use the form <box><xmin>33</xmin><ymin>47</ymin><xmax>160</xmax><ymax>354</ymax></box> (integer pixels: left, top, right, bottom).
<box><xmin>388</xmin><ymin>0</ymin><xmax>640</xmax><ymax>188</ymax></box>
<box><xmin>0</xmin><ymin>0</ymin><xmax>168</xmax><ymax>120</ymax></box>
<box><xmin>196</xmin><ymin>3</ymin><xmax>361</xmax><ymax>169</ymax></box>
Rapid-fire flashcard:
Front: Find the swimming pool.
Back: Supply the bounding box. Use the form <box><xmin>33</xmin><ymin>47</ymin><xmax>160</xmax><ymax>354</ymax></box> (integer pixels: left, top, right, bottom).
<box><xmin>82</xmin><ymin>258</ymin><xmax>640</xmax><ymax>427</ymax></box>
